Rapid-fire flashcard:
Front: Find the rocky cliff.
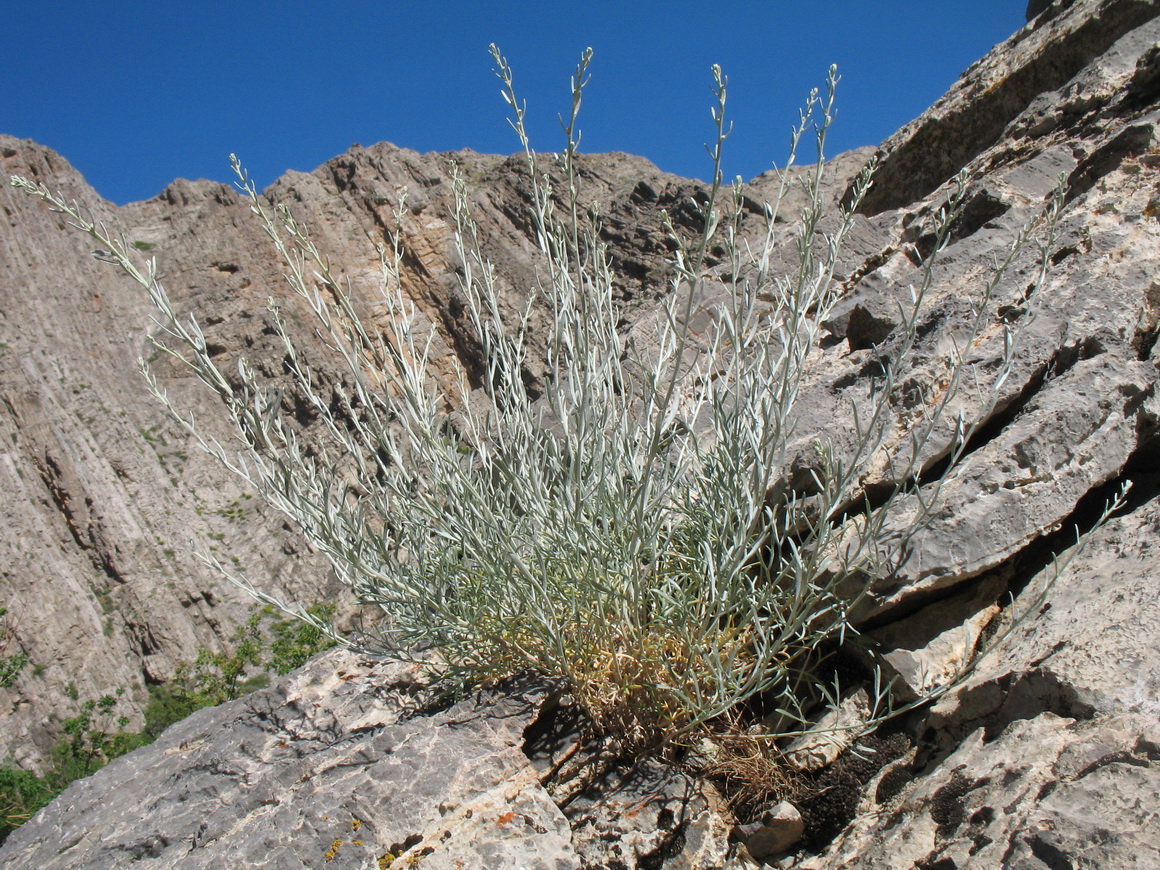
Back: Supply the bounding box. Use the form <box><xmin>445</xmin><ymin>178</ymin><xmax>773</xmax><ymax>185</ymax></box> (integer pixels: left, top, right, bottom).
<box><xmin>0</xmin><ymin>135</ymin><xmax>723</xmax><ymax>769</ymax></box>
<box><xmin>1</xmin><ymin>0</ymin><xmax>1159</xmax><ymax>866</ymax></box>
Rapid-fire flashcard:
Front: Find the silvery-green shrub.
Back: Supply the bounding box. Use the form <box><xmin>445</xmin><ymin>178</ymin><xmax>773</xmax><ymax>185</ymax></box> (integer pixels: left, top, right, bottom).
<box><xmin>12</xmin><ymin>48</ymin><xmax>1070</xmax><ymax>751</ymax></box>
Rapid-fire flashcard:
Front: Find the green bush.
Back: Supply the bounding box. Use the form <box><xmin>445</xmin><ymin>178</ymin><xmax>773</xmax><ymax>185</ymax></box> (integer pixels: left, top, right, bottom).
<box><xmin>266</xmin><ymin>603</ymin><xmax>338</xmax><ymax>675</ymax></box>
<box><xmin>0</xmin><ymin>690</ymin><xmax>144</xmax><ymax>843</ymax></box>
<box><xmin>0</xmin><ymin>695</ymin><xmax>143</xmax><ymax>843</ymax></box>
<box><xmin>144</xmin><ymin>602</ymin><xmax>338</xmax><ymax>734</ymax></box>
<box><xmin>0</xmin><ymin>603</ymin><xmax>337</xmax><ymax>843</ymax></box>
<box><xmin>49</xmin><ymin>692</ymin><xmax>144</xmax><ymax>786</ymax></box>
<box><xmin>11</xmin><ymin>50</ymin><xmax>1064</xmax><ymax>751</ymax></box>
<box><xmin>0</xmin><ymin>767</ymin><xmax>56</xmax><ymax>844</ymax></box>
<box><xmin>140</xmin><ymin>681</ymin><xmax>207</xmax><ymax>741</ymax></box>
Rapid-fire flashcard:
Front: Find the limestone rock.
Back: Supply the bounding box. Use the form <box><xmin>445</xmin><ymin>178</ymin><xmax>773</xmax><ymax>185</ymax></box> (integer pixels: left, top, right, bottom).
<box><xmin>797</xmin><ymin>712</ymin><xmax>1160</xmax><ymax>870</ymax></box>
<box><xmin>566</xmin><ymin>756</ymin><xmax>733</xmax><ymax>869</ymax></box>
<box><xmin>0</xmin><ymin>649</ymin><xmax>578</xmax><ymax>869</ymax></box>
<box><xmin>0</xmin><ymin>137</ymin><xmax>702</xmax><ymax>766</ymax></box>
<box><xmin>783</xmin><ymin>691</ymin><xmax>873</xmax><ymax>774</ymax></box>
<box><xmin>736</xmin><ymin>802</ymin><xmax>804</xmax><ymax>860</ymax></box>
<box><xmin>796</xmin><ymin>491</ymin><xmax>1160</xmax><ymax>868</ymax></box>
<box><xmin>867</xmin><ymin>574</ymin><xmax>1006</xmax><ymax>703</ymax></box>
<box><xmin>0</xmin><ymin>648</ymin><xmax>745</xmax><ymax>869</ymax></box>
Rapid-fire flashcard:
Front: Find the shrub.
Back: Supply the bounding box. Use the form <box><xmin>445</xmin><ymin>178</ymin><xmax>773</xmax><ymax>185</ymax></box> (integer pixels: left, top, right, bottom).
<box><xmin>11</xmin><ymin>49</ymin><xmax>1065</xmax><ymax>752</ymax></box>
<box><xmin>143</xmin><ymin>602</ymin><xmax>338</xmax><ymax>736</ymax></box>
<box><xmin>1</xmin><ymin>688</ymin><xmax>148</xmax><ymax>843</ymax></box>
<box><xmin>266</xmin><ymin>602</ymin><xmax>338</xmax><ymax>675</ymax></box>
<box><xmin>48</xmin><ymin>692</ymin><xmax>144</xmax><ymax>786</ymax></box>
<box><xmin>0</xmin><ymin>604</ymin><xmax>338</xmax><ymax>843</ymax></box>
<box><xmin>0</xmin><ymin>767</ymin><xmax>56</xmax><ymax>844</ymax></box>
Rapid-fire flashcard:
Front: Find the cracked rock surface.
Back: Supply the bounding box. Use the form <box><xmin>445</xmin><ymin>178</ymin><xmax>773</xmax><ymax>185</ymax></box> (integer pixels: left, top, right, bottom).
<box><xmin>0</xmin><ymin>651</ymin><xmax>581</xmax><ymax>869</ymax></box>
<box><xmin>0</xmin><ymin>651</ymin><xmax>734</xmax><ymax>869</ymax></box>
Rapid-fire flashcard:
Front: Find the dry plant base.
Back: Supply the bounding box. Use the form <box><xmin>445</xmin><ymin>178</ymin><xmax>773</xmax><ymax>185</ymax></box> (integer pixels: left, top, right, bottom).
<box><xmin>700</xmin><ymin>732</ymin><xmax>797</xmax><ymax>822</ymax></box>
<box><xmin>523</xmin><ymin>679</ymin><xmax>914</xmax><ymax>860</ymax></box>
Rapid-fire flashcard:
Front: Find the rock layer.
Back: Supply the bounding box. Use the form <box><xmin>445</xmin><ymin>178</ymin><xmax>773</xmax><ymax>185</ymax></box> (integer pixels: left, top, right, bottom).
<box><xmin>0</xmin><ymin>651</ymin><xmax>581</xmax><ymax>869</ymax></box>
<box><xmin>0</xmin><ymin>139</ymin><xmax>706</xmax><ymax>768</ymax></box>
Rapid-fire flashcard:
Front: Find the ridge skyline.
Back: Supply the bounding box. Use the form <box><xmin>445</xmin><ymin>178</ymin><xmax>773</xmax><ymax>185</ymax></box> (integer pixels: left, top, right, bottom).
<box><xmin>4</xmin><ymin>0</ymin><xmax>1025</xmax><ymax>206</ymax></box>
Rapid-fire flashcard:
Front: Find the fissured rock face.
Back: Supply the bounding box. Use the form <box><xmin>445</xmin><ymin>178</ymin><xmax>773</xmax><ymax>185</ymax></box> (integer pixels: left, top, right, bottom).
<box><xmin>0</xmin><ymin>137</ymin><xmax>713</xmax><ymax>769</ymax></box>
<box><xmin>1</xmin><ymin>0</ymin><xmax>1158</xmax><ymax>865</ymax></box>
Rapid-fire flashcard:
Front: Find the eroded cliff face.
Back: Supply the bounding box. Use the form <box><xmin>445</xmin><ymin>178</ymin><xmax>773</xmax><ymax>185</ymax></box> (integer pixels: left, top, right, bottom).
<box><xmin>0</xmin><ymin>0</ymin><xmax>1158</xmax><ymax>865</ymax></box>
<box><xmin>0</xmin><ymin>135</ymin><xmax>732</xmax><ymax>768</ymax></box>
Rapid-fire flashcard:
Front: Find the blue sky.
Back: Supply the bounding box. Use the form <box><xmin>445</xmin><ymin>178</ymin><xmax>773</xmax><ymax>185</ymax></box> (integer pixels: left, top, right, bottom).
<box><xmin>4</xmin><ymin>1</ymin><xmax>1026</xmax><ymax>205</ymax></box>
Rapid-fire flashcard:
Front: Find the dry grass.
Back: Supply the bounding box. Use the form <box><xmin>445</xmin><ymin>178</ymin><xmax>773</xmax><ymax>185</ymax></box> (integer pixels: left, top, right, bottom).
<box><xmin>700</xmin><ymin>731</ymin><xmax>797</xmax><ymax>820</ymax></box>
